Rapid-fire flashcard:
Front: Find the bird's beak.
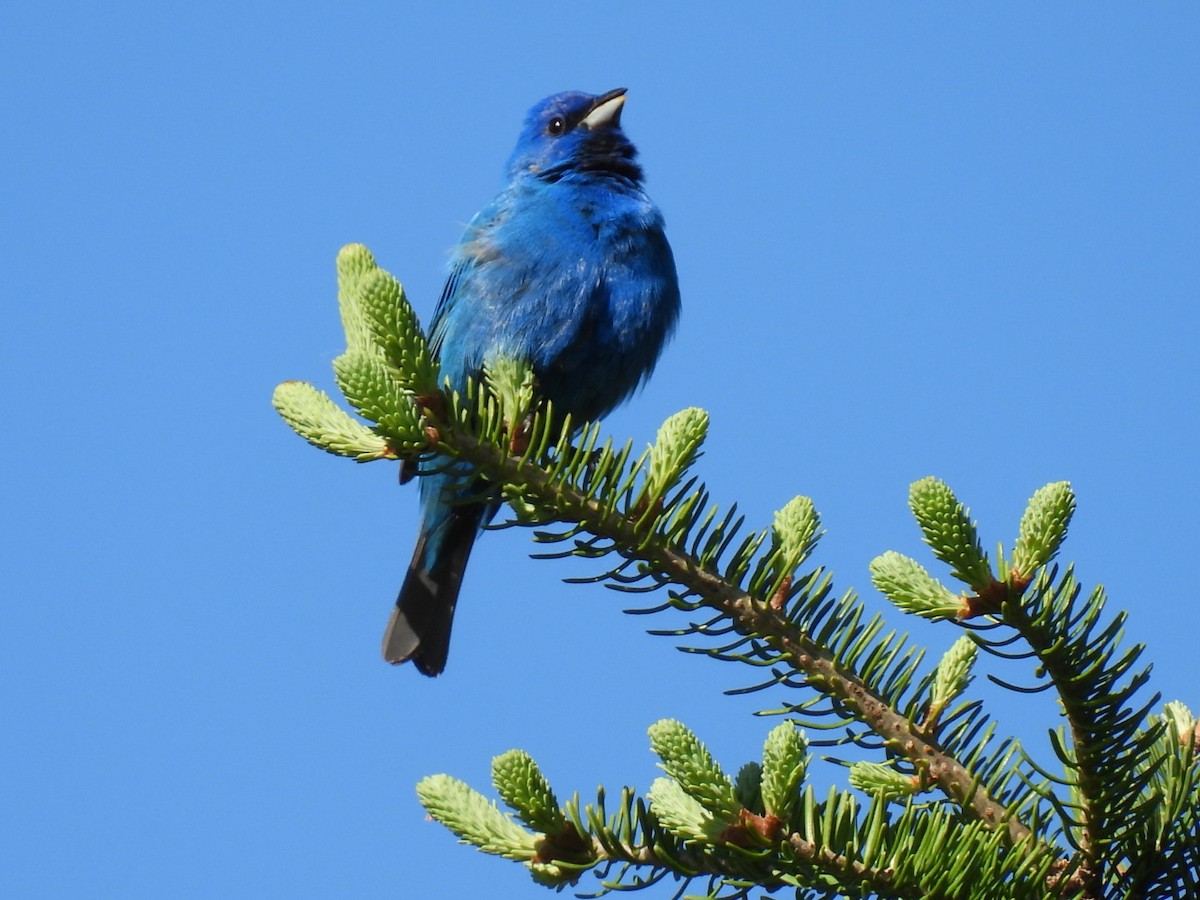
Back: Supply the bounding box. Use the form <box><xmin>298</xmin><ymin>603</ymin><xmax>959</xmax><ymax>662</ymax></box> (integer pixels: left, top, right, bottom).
<box><xmin>581</xmin><ymin>88</ymin><xmax>627</xmax><ymax>130</ymax></box>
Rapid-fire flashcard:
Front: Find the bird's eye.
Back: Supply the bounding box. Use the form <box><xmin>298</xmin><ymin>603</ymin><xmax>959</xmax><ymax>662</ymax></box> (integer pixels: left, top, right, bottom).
<box><xmin>546</xmin><ymin>115</ymin><xmax>567</xmax><ymax>136</ymax></box>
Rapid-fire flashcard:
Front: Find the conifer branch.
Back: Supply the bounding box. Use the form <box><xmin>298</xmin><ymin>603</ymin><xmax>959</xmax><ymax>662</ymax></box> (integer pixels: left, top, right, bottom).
<box><xmin>274</xmin><ymin>246</ymin><xmax>1200</xmax><ymax>898</ymax></box>
<box><xmin>430</xmin><ymin>419</ymin><xmax>1033</xmax><ymax>846</ymax></box>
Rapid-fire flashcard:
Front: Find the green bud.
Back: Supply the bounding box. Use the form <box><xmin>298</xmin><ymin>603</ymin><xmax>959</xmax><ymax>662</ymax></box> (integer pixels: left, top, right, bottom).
<box><xmin>335</xmin><ymin>243</ymin><xmax>438</xmax><ymax>396</ymax></box>
<box><xmin>908</xmin><ymin>478</ymin><xmax>992</xmax><ymax>591</ymax></box>
<box><xmin>335</xmin><ymin>243</ymin><xmax>381</xmax><ymax>357</ymax></box>
<box><xmin>733</xmin><ymin>761</ymin><xmax>763</xmax><ymax>814</ymax></box>
<box><xmin>771</xmin><ymin>496</ymin><xmax>820</xmax><ymax>574</ymax></box>
<box><xmin>484</xmin><ymin>355</ymin><xmax>537</xmax><ymax>437</ymax></box>
<box><xmin>416</xmin><ymin>774</ymin><xmax>538</xmax><ymax>860</ymax></box>
<box><xmin>492</xmin><ymin>750</ymin><xmax>564</xmax><ymax>835</ymax></box>
<box><xmin>278</xmin><ymin>245</ymin><xmax>438</xmax><ymax>460</ymax></box>
<box><xmin>848</xmin><ymin>762</ymin><xmax>918</xmax><ymax>801</ymax></box>
<box><xmin>359</xmin><ymin>268</ymin><xmax>438</xmax><ymax>395</ymax></box>
<box><xmin>760</xmin><ymin>722</ymin><xmax>808</xmax><ymax>824</ymax></box>
<box><xmin>1162</xmin><ymin>701</ymin><xmax>1197</xmax><ymax>743</ymax></box>
<box><xmin>647</xmin><ymin>719</ymin><xmax>739</xmax><ymax>820</ymax></box>
<box><xmin>646</xmin><ymin>777</ymin><xmax>726</xmax><ymax>844</ymax></box>
<box><xmin>272</xmin><ymin>381</ymin><xmax>392</xmax><ymax>460</ymax></box>
<box><xmin>1012</xmin><ymin>481</ymin><xmax>1075</xmax><ymax>578</ymax></box>
<box><xmin>928</xmin><ymin>635</ymin><xmax>978</xmax><ymax>724</ymax></box>
<box><xmin>640</xmin><ymin>408</ymin><xmax>709</xmax><ymax>505</ymax></box>
<box><xmin>331</xmin><ymin>351</ymin><xmax>423</xmax><ymax>448</ymax></box>
<box><xmin>528</xmin><ymin>862</ymin><xmax>576</xmax><ymax>887</ymax></box>
<box><xmin>870</xmin><ymin>551</ymin><xmax>964</xmax><ymax>620</ymax></box>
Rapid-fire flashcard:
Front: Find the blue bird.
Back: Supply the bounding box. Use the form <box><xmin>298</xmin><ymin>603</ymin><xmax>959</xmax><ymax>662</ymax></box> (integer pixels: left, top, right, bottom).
<box><xmin>383</xmin><ymin>88</ymin><xmax>681</xmax><ymax>676</ymax></box>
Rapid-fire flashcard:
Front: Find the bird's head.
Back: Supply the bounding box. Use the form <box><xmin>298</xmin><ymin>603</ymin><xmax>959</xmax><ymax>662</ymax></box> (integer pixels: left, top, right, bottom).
<box><xmin>504</xmin><ymin>88</ymin><xmax>643</xmax><ymax>184</ymax></box>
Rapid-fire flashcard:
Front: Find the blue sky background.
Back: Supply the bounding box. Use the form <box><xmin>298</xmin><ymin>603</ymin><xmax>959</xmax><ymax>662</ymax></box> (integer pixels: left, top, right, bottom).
<box><xmin>4</xmin><ymin>4</ymin><xmax>1197</xmax><ymax>897</ymax></box>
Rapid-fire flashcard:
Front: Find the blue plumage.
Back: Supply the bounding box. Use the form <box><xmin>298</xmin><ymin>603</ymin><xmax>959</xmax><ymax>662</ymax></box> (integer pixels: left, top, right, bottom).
<box><xmin>383</xmin><ymin>89</ymin><xmax>680</xmax><ymax>675</ymax></box>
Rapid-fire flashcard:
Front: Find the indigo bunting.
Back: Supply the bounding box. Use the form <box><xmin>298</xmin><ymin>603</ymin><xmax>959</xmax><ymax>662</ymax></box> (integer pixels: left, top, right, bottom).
<box><xmin>383</xmin><ymin>88</ymin><xmax>680</xmax><ymax>675</ymax></box>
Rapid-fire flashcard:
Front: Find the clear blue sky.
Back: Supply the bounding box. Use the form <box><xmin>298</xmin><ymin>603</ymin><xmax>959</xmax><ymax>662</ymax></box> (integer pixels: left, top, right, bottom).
<box><xmin>4</xmin><ymin>4</ymin><xmax>1197</xmax><ymax>897</ymax></box>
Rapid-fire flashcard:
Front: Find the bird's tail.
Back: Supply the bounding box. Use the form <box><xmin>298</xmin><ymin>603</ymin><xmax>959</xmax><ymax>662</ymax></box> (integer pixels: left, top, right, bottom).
<box><xmin>382</xmin><ymin>503</ymin><xmax>484</xmax><ymax>676</ymax></box>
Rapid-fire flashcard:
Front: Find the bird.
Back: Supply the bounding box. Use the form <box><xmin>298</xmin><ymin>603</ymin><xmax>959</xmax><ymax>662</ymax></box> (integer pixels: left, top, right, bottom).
<box><xmin>383</xmin><ymin>88</ymin><xmax>681</xmax><ymax>676</ymax></box>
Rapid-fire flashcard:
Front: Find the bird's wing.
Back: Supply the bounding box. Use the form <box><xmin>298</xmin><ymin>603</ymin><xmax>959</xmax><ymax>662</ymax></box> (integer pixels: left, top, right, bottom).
<box><xmin>427</xmin><ymin>190</ymin><xmax>588</xmax><ymax>386</ymax></box>
<box><xmin>427</xmin><ymin>255</ymin><xmax>472</xmax><ymax>360</ymax></box>
<box><xmin>427</xmin><ymin>195</ymin><xmax>511</xmax><ymax>362</ymax></box>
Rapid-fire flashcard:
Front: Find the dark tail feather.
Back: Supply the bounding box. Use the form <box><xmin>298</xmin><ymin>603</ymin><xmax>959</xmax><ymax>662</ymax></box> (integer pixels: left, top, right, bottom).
<box><xmin>382</xmin><ymin>504</ymin><xmax>483</xmax><ymax>676</ymax></box>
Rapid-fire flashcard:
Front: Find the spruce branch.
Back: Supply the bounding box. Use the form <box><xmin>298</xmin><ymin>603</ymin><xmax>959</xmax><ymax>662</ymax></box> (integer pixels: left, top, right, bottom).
<box><xmin>888</xmin><ymin>479</ymin><xmax>1173</xmax><ymax>897</ymax></box>
<box><xmin>418</xmin><ymin>723</ymin><xmax>1065</xmax><ymax>899</ymax></box>
<box><xmin>432</xmin><ymin>416</ymin><xmax>1035</xmax><ymax>846</ymax></box>
<box><xmin>277</xmin><ymin>246</ymin><xmax>1198</xmax><ymax>897</ymax></box>
<box><xmin>979</xmin><ymin>569</ymin><xmax>1161</xmax><ymax>897</ymax></box>
<box><xmin>1131</xmin><ymin>702</ymin><xmax>1200</xmax><ymax>895</ymax></box>
<box><xmin>276</xmin><ymin>246</ymin><xmax>1038</xmax><ymax>843</ymax></box>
